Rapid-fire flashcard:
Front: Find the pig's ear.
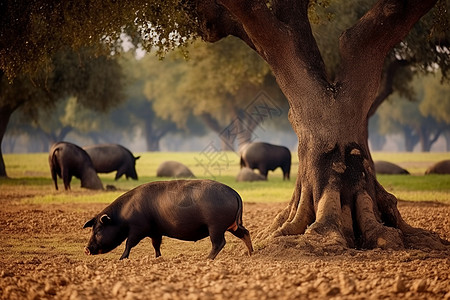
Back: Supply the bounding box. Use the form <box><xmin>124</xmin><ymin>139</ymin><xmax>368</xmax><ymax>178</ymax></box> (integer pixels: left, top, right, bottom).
<box><xmin>100</xmin><ymin>214</ymin><xmax>111</xmax><ymax>225</ymax></box>
<box><xmin>135</xmin><ymin>156</ymin><xmax>141</xmax><ymax>160</ymax></box>
<box><xmin>83</xmin><ymin>218</ymin><xmax>95</xmax><ymax>229</ymax></box>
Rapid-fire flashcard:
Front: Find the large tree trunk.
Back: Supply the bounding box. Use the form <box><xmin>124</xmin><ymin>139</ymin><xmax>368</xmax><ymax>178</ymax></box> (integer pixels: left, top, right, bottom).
<box><xmin>196</xmin><ymin>0</ymin><xmax>447</xmax><ymax>250</ymax></box>
<box><xmin>268</xmin><ymin>96</ymin><xmax>412</xmax><ymax>249</ymax></box>
<box><xmin>263</xmin><ymin>88</ymin><xmax>447</xmax><ymax>249</ymax></box>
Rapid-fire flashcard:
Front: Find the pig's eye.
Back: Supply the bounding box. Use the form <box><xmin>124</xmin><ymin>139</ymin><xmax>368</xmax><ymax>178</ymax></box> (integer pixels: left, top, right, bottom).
<box><xmin>93</xmin><ymin>227</ymin><xmax>102</xmax><ymax>237</ymax></box>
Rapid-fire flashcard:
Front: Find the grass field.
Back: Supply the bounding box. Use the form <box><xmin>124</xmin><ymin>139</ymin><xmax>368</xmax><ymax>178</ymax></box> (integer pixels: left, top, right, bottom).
<box><xmin>1</xmin><ymin>152</ymin><xmax>449</xmax><ymax>300</ymax></box>
<box><xmin>1</xmin><ymin>151</ymin><xmax>449</xmax><ymax>204</ymax></box>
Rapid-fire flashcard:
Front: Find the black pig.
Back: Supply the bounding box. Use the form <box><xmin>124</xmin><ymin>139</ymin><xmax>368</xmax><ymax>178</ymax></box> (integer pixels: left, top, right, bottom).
<box><xmin>49</xmin><ymin>141</ymin><xmax>103</xmax><ymax>190</ymax></box>
<box><xmin>240</xmin><ymin>142</ymin><xmax>291</xmax><ymax>180</ymax></box>
<box><xmin>83</xmin><ymin>180</ymin><xmax>253</xmax><ymax>260</ymax></box>
<box><xmin>83</xmin><ymin>144</ymin><xmax>140</xmax><ymax>180</ymax></box>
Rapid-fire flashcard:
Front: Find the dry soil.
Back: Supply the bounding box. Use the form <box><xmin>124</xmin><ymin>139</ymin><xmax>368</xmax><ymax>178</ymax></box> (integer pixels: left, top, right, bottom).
<box><xmin>0</xmin><ymin>200</ymin><xmax>449</xmax><ymax>300</ymax></box>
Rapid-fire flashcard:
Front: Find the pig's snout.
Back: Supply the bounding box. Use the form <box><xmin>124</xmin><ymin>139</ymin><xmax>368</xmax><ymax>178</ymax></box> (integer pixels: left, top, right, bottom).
<box><xmin>84</xmin><ymin>247</ymin><xmax>91</xmax><ymax>256</ymax></box>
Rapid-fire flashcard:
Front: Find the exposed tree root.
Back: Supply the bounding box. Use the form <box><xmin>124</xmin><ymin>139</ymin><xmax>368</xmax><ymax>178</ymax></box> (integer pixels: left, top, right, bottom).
<box><xmin>355</xmin><ymin>191</ymin><xmax>404</xmax><ymax>249</ymax></box>
<box><xmin>259</xmin><ymin>144</ymin><xmax>449</xmax><ymax>253</ymax></box>
<box><xmin>373</xmin><ymin>181</ymin><xmax>449</xmax><ymax>250</ymax></box>
<box><xmin>274</xmin><ymin>185</ymin><xmax>315</xmax><ymax>237</ymax></box>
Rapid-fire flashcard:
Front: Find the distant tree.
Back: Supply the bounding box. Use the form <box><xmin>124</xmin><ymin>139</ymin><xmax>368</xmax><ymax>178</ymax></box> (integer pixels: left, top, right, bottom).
<box><xmin>119</xmin><ymin>53</ymin><xmax>201</xmax><ymax>151</ymax></box>
<box><xmin>368</xmin><ymin>114</ymin><xmax>386</xmax><ymax>151</ymax></box>
<box><xmin>376</xmin><ymin>72</ymin><xmax>449</xmax><ymax>152</ymax></box>
<box><xmin>0</xmin><ymin>49</ymin><xmax>124</xmax><ymax>177</ymax></box>
<box><xmin>2</xmin><ymin>114</ymin><xmax>48</xmax><ymax>153</ymax></box>
<box><xmin>4</xmin><ymin>52</ymin><xmax>205</xmax><ymax>153</ymax></box>
<box><xmin>106</xmin><ymin>94</ymin><xmax>184</xmax><ymax>151</ymax></box>
<box><xmin>31</xmin><ymin>97</ymin><xmax>88</xmax><ymax>146</ymax></box>
<box><xmin>142</xmin><ymin>38</ymin><xmax>287</xmax><ymax>150</ymax></box>
<box><xmin>420</xmin><ymin>71</ymin><xmax>450</xmax><ymax>150</ymax></box>
<box><xmin>4</xmin><ymin>97</ymin><xmax>106</xmax><ymax>152</ymax></box>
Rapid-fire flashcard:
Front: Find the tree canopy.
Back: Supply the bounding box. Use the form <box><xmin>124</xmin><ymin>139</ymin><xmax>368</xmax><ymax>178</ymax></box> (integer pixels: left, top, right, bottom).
<box><xmin>0</xmin><ymin>0</ymin><xmax>196</xmax><ymax>80</ymax></box>
<box><xmin>1</xmin><ymin>1</ymin><xmax>448</xmax><ymax>82</ymax></box>
<box><xmin>0</xmin><ymin>47</ymin><xmax>125</xmax><ymax>176</ymax></box>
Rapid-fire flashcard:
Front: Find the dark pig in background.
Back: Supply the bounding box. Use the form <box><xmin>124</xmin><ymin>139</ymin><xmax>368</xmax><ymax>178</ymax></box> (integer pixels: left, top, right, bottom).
<box><xmin>425</xmin><ymin>160</ymin><xmax>450</xmax><ymax>175</ymax></box>
<box><xmin>156</xmin><ymin>160</ymin><xmax>195</xmax><ymax>178</ymax></box>
<box><xmin>49</xmin><ymin>141</ymin><xmax>104</xmax><ymax>190</ymax></box>
<box><xmin>374</xmin><ymin>161</ymin><xmax>410</xmax><ymax>175</ymax></box>
<box><xmin>83</xmin><ymin>180</ymin><xmax>253</xmax><ymax>260</ymax></box>
<box><xmin>240</xmin><ymin>142</ymin><xmax>291</xmax><ymax>180</ymax></box>
<box><xmin>236</xmin><ymin>167</ymin><xmax>267</xmax><ymax>182</ymax></box>
<box><xmin>83</xmin><ymin>144</ymin><xmax>140</xmax><ymax>180</ymax></box>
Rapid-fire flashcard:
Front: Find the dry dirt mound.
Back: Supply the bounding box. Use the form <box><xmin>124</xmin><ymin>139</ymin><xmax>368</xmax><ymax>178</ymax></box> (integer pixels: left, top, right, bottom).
<box><xmin>0</xmin><ymin>201</ymin><xmax>449</xmax><ymax>299</ymax></box>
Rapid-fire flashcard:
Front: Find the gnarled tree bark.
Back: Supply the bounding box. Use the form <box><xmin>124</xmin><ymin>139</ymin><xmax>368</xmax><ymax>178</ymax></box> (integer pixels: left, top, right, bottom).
<box><xmin>193</xmin><ymin>0</ymin><xmax>448</xmax><ymax>250</ymax></box>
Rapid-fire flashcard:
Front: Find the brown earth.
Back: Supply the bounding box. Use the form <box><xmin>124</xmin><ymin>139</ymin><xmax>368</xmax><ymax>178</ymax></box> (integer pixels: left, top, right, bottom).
<box><xmin>0</xmin><ymin>200</ymin><xmax>449</xmax><ymax>300</ymax></box>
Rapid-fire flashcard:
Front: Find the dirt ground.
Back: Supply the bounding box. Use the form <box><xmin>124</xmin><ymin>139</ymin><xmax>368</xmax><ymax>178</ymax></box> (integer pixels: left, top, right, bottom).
<box><xmin>0</xmin><ymin>200</ymin><xmax>449</xmax><ymax>300</ymax></box>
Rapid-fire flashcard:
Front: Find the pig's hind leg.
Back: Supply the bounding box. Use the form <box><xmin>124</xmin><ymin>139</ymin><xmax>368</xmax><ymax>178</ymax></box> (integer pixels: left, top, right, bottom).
<box><xmin>207</xmin><ymin>231</ymin><xmax>226</xmax><ymax>260</ymax></box>
<box><xmin>229</xmin><ymin>225</ymin><xmax>253</xmax><ymax>256</ymax></box>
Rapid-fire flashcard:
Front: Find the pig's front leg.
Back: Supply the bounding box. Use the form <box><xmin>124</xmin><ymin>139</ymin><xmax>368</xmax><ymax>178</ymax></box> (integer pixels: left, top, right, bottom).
<box><xmin>119</xmin><ymin>234</ymin><xmax>143</xmax><ymax>260</ymax></box>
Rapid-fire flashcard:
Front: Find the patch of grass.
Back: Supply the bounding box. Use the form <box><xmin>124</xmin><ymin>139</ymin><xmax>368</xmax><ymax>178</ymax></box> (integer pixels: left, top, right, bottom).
<box><xmin>0</xmin><ymin>176</ymin><xmax>53</xmax><ymax>186</ymax></box>
<box><xmin>394</xmin><ymin>191</ymin><xmax>449</xmax><ymax>202</ymax></box>
<box><xmin>3</xmin><ymin>153</ymin><xmax>50</xmax><ymax>178</ymax></box>
<box><xmin>377</xmin><ymin>174</ymin><xmax>450</xmax><ymax>191</ymax></box>
<box><xmin>377</xmin><ymin>174</ymin><xmax>450</xmax><ymax>203</ymax></box>
<box><xmin>0</xmin><ymin>234</ymin><xmax>83</xmax><ymax>260</ymax></box>
<box><xmin>23</xmin><ymin>191</ymin><xmax>121</xmax><ymax>204</ymax></box>
<box><xmin>2</xmin><ymin>151</ymin><xmax>449</xmax><ymax>204</ymax></box>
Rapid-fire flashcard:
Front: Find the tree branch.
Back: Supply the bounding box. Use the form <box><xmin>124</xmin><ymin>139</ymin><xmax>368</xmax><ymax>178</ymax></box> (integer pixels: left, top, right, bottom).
<box><xmin>214</xmin><ymin>0</ymin><xmax>330</xmax><ymax>99</ymax></box>
<box><xmin>199</xmin><ymin>112</ymin><xmax>222</xmax><ymax>133</ymax></box>
<box><xmin>341</xmin><ymin>0</ymin><xmax>438</xmax><ymax>62</ymax></box>
<box><xmin>429</xmin><ymin>128</ymin><xmax>442</xmax><ymax>145</ymax></box>
<box><xmin>215</xmin><ymin>0</ymin><xmax>291</xmax><ymax>62</ymax></box>
<box><xmin>368</xmin><ymin>59</ymin><xmax>409</xmax><ymax>117</ymax></box>
<box><xmin>338</xmin><ymin>0</ymin><xmax>437</xmax><ymax>100</ymax></box>
<box><xmin>192</xmin><ymin>0</ymin><xmax>257</xmax><ymax>52</ymax></box>
<box><xmin>58</xmin><ymin>126</ymin><xmax>73</xmax><ymax>141</ymax></box>
<box><xmin>156</xmin><ymin>123</ymin><xmax>177</xmax><ymax>140</ymax></box>
<box><xmin>270</xmin><ymin>0</ymin><xmax>327</xmax><ymax>75</ymax></box>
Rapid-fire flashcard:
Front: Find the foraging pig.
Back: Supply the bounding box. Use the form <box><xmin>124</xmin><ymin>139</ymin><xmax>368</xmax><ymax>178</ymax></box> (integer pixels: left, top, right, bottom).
<box><xmin>49</xmin><ymin>141</ymin><xmax>103</xmax><ymax>190</ymax></box>
<box><xmin>240</xmin><ymin>142</ymin><xmax>291</xmax><ymax>180</ymax></box>
<box><xmin>156</xmin><ymin>161</ymin><xmax>195</xmax><ymax>178</ymax></box>
<box><xmin>83</xmin><ymin>180</ymin><xmax>253</xmax><ymax>260</ymax></box>
<box><xmin>374</xmin><ymin>161</ymin><xmax>409</xmax><ymax>175</ymax></box>
<box><xmin>425</xmin><ymin>160</ymin><xmax>450</xmax><ymax>174</ymax></box>
<box><xmin>83</xmin><ymin>144</ymin><xmax>140</xmax><ymax>180</ymax></box>
<box><xmin>236</xmin><ymin>167</ymin><xmax>267</xmax><ymax>182</ymax></box>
